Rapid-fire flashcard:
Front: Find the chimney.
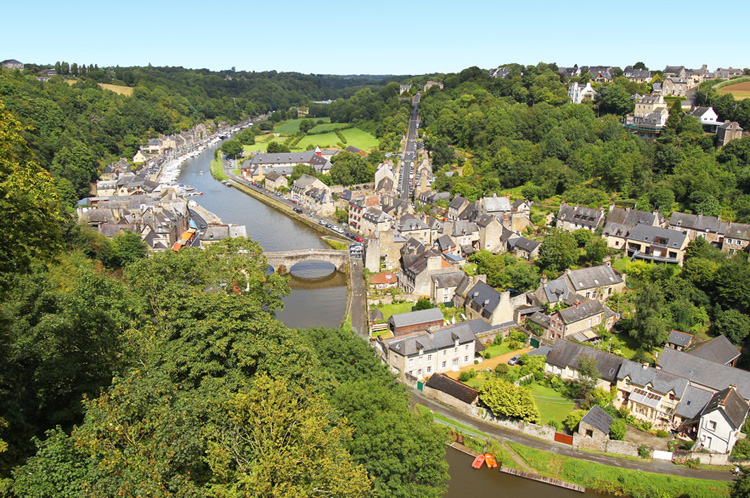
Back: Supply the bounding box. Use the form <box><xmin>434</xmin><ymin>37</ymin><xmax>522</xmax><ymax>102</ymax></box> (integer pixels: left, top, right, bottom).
<box><xmin>575</xmin><ymin>300</ymin><xmax>580</xmax><ymax>308</ymax></box>
<box><xmin>541</xmin><ymin>274</ymin><xmax>548</xmax><ymax>285</ymax></box>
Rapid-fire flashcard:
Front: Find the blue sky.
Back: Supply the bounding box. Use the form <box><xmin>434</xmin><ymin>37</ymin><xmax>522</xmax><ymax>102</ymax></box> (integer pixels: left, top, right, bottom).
<box><xmin>3</xmin><ymin>0</ymin><xmax>747</xmax><ymax>75</ymax></box>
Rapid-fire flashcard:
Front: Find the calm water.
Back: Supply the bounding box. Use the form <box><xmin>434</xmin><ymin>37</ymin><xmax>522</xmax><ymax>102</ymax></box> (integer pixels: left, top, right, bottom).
<box><xmin>445</xmin><ymin>447</ymin><xmax>596</xmax><ymax>497</ymax></box>
<box><xmin>178</xmin><ymin>144</ymin><xmax>347</xmax><ymax>329</ymax></box>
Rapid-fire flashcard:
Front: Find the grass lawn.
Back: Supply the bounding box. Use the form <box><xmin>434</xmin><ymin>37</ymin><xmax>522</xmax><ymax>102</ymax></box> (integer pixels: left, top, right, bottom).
<box><xmin>375</xmin><ymin>302</ymin><xmax>413</xmax><ymax>320</ymax></box>
<box><xmin>293</xmin><ymin>131</ymin><xmax>342</xmax><ymax>151</ymax></box>
<box><xmin>339</xmin><ymin>128</ymin><xmax>380</xmax><ymax>149</ymax></box>
<box><xmin>209</xmin><ymin>157</ymin><xmax>227</xmax><ymax>181</ymax></box>
<box><xmin>481</xmin><ymin>343</ymin><xmax>512</xmax><ymax>359</ymax></box>
<box><xmin>309</xmin><ymin>122</ymin><xmax>350</xmax><ymax>133</ymax></box>
<box><xmin>273</xmin><ymin>119</ymin><xmax>304</xmax><ymax>135</ymax></box>
<box><xmin>508</xmin><ymin>442</ymin><xmax>730</xmax><ymax>498</ymax></box>
<box><xmin>526</xmin><ymin>382</ymin><xmax>576</xmax><ymax>427</ymax></box>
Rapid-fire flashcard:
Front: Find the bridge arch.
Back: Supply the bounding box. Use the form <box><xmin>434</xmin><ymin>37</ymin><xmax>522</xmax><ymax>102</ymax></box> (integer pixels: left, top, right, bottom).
<box><xmin>265</xmin><ymin>249</ymin><xmax>350</xmax><ymax>274</ymax></box>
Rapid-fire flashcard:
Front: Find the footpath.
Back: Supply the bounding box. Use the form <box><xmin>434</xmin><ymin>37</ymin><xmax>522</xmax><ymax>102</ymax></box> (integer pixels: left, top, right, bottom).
<box><xmin>409</xmin><ymin>387</ymin><xmax>734</xmax><ymax>482</ymax></box>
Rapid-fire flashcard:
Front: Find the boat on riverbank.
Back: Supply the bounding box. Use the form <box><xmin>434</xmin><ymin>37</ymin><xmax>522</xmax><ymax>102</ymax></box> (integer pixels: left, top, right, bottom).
<box><xmin>471</xmin><ymin>453</ymin><xmax>486</xmax><ymax>469</ymax></box>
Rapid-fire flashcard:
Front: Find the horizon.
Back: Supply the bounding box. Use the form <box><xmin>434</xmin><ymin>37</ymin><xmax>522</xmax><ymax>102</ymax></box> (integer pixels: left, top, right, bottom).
<box><xmin>2</xmin><ymin>0</ymin><xmax>747</xmax><ymax>76</ymax></box>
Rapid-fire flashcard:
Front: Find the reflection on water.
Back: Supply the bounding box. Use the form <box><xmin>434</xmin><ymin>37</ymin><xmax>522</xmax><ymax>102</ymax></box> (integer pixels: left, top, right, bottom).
<box><xmin>289</xmin><ymin>260</ymin><xmax>337</xmax><ymax>280</ymax></box>
<box><xmin>276</xmin><ymin>269</ymin><xmax>347</xmax><ymax>329</ymax></box>
<box><xmin>445</xmin><ymin>447</ymin><xmax>597</xmax><ymax>497</ymax></box>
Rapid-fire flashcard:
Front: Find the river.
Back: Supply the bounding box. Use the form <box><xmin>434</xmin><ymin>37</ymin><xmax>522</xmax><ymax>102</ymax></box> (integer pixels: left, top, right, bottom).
<box><xmin>178</xmin><ymin>143</ymin><xmax>593</xmax><ymax>497</ymax></box>
<box><xmin>177</xmin><ymin>142</ymin><xmax>347</xmax><ymax>329</ymax></box>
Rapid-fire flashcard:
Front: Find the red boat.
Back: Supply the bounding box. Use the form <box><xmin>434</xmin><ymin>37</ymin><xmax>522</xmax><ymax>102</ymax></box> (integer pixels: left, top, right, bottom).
<box><xmin>471</xmin><ymin>453</ymin><xmax>485</xmax><ymax>469</ymax></box>
<box><xmin>484</xmin><ymin>453</ymin><xmax>498</xmax><ymax>468</ymax></box>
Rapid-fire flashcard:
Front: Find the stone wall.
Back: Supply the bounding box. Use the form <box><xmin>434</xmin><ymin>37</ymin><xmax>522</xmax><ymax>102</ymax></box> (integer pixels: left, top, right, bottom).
<box><xmin>523</xmin><ymin>422</ymin><xmax>556</xmax><ymax>442</ymax></box>
<box><xmin>572</xmin><ymin>432</ymin><xmax>641</xmax><ymax>457</ymax></box>
<box><xmin>422</xmin><ymin>387</ymin><xmax>477</xmax><ymax>416</ymax></box>
<box><xmin>606</xmin><ymin>439</ymin><xmax>641</xmax><ymax>458</ymax></box>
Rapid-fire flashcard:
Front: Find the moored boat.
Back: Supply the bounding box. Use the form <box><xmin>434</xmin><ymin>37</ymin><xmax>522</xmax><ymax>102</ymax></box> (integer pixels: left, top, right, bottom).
<box><xmin>484</xmin><ymin>453</ymin><xmax>497</xmax><ymax>468</ymax></box>
<box><xmin>471</xmin><ymin>453</ymin><xmax>485</xmax><ymax>469</ymax></box>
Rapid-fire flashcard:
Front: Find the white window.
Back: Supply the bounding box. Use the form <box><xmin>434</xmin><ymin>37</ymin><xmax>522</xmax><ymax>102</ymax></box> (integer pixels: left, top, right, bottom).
<box><xmin>418</xmin><ymin>357</ymin><xmax>424</xmax><ymax>365</ymax></box>
<box><xmin>441</xmin><ymin>361</ymin><xmax>447</xmax><ymax>368</ymax></box>
<box><xmin>464</xmin><ymin>356</ymin><xmax>469</xmax><ymax>363</ymax></box>
<box><xmin>408</xmin><ymin>358</ymin><xmax>414</xmax><ymax>367</ymax></box>
<box><xmin>452</xmin><ymin>358</ymin><xmax>458</xmax><ymax>367</ymax></box>
<box><xmin>427</xmin><ymin>366</ymin><xmax>432</xmax><ymax>373</ymax></box>
<box><xmin>465</xmin><ymin>344</ymin><xmax>469</xmax><ymax>350</ymax></box>
<box><xmin>428</xmin><ymin>354</ymin><xmax>432</xmax><ymax>361</ymax></box>
<box><xmin>709</xmin><ymin>420</ymin><xmax>717</xmax><ymax>431</ymax></box>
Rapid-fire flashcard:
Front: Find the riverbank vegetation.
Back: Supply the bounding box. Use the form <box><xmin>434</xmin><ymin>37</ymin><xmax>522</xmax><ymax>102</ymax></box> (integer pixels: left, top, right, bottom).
<box><xmin>0</xmin><ymin>112</ymin><xmax>449</xmax><ymax>496</ymax></box>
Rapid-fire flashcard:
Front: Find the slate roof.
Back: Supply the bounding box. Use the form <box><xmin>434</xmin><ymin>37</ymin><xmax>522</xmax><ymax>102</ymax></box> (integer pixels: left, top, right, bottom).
<box><xmin>558</xmin><ymin>300</ymin><xmax>606</xmax><ymax>324</ymax></box>
<box><xmin>432</xmin><ymin>271</ymin><xmax>465</xmax><ymax>289</ymax></box>
<box><xmin>668</xmin><ymin>330</ymin><xmax>693</xmax><ymax>348</ymax></box>
<box><xmin>675</xmin><ymin>386</ymin><xmax>715</xmax><ymax>420</ymax></box>
<box><xmin>399</xmin><ymin>215</ymin><xmax>430</xmax><ymax>232</ymax></box>
<box><xmin>528</xmin><ymin>346</ymin><xmax>552</xmax><ymax>357</ymax></box>
<box><xmin>543</xmin><ymin>276</ymin><xmax>572</xmax><ymax>304</ymax></box>
<box><xmin>509</xmin><ymin>236</ymin><xmax>540</xmax><ymax>254</ymax></box>
<box><xmin>452</xmin><ymin>220</ymin><xmax>478</xmax><ymax>237</ymax></box>
<box><xmin>658</xmin><ymin>347</ymin><xmax>750</xmax><ymax>400</ymax></box>
<box><xmin>565</xmin><ymin>265</ymin><xmax>623</xmax><ymax>292</ymax></box>
<box><xmin>449</xmin><ymin>195</ymin><xmax>468</xmax><ymax>210</ymax></box>
<box><xmin>345</xmin><ymin>145</ymin><xmax>362</xmax><ymax>154</ymax></box>
<box><xmin>720</xmin><ymin>221</ymin><xmax>750</xmax><ymax>241</ymax></box>
<box><xmin>435</xmin><ymin>234</ymin><xmax>455</xmax><ymax>252</ymax></box>
<box><xmin>617</xmin><ymin>360</ymin><xmax>689</xmax><ymax>396</ymax></box>
<box><xmin>580</xmin><ymin>405</ymin><xmax>613</xmax><ymax>434</ymax></box>
<box><xmin>669</xmin><ymin>212</ymin><xmax>722</xmax><ymax>233</ymax></box>
<box><xmin>264</xmin><ymin>170</ymin><xmax>282</xmax><ymax>182</ymax></box>
<box><xmin>557</xmin><ymin>204</ymin><xmax>605</xmax><ymax>229</ymax></box>
<box><xmin>483</xmin><ymin>195</ymin><xmax>511</xmax><ymax>213</ymax></box>
<box><xmin>546</xmin><ymin>340</ymin><xmax>624</xmax><ymax>382</ymax></box>
<box><xmin>688</xmin><ymin>336</ymin><xmax>740</xmax><ymax>365</ymax></box>
<box><xmin>701</xmin><ymin>387</ymin><xmax>749</xmax><ymax>430</ymax></box>
<box><xmin>627</xmin><ymin>224</ymin><xmax>687</xmax><ymax>248</ymax></box>
<box><xmin>385</xmin><ymin>320</ymin><xmax>480</xmax><ymax>357</ymax></box>
<box><xmin>466</xmin><ymin>281</ymin><xmax>503</xmax><ymax>314</ymax></box>
<box><xmin>388</xmin><ymin>308</ymin><xmax>444</xmax><ymax>329</ymax></box>
<box><xmin>250</xmin><ymin>151</ymin><xmax>330</xmax><ymax>170</ymax></box>
<box><xmin>425</xmin><ymin>373</ymin><xmax>479</xmax><ymax>404</ymax></box>
<box><xmin>603</xmin><ymin>207</ymin><xmax>661</xmax><ymax>238</ymax></box>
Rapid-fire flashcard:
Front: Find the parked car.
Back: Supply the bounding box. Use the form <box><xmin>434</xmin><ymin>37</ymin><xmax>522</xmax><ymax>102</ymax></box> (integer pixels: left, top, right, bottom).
<box><xmin>293</xmin><ymin>207</ymin><xmax>303</xmax><ymax>214</ymax></box>
<box><xmin>508</xmin><ymin>355</ymin><xmax>521</xmax><ymax>366</ymax></box>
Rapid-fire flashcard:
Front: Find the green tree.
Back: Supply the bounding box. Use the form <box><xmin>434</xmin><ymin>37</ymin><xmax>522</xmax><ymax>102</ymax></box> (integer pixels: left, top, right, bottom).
<box><xmin>412</xmin><ymin>297</ymin><xmax>436</xmax><ymax>311</ymax></box>
<box><xmin>630</xmin><ymin>282</ymin><xmax>671</xmax><ymax>349</ymax></box>
<box><xmin>479</xmin><ymin>379</ymin><xmax>540</xmax><ymax>423</ymax></box>
<box><xmin>572</xmin><ymin>228</ymin><xmax>593</xmax><ymax>247</ymax></box>
<box><xmin>470</xmin><ymin>250</ymin><xmax>506</xmax><ymax>287</ymax></box>
<box><xmin>299</xmin><ymin>119</ymin><xmax>315</xmax><ymax>133</ymax></box>
<box><xmin>0</xmin><ymin>103</ymin><xmax>63</xmax><ymax>279</ymax></box>
<box><xmin>537</xmin><ymin>229</ymin><xmax>578</xmax><ymax>274</ymax></box>
<box><xmin>220</xmin><ymin>139</ymin><xmax>243</xmax><ymax>159</ymax></box>
<box><xmin>665</xmin><ymin>100</ymin><xmax>684</xmax><ymax>133</ymax></box>
<box><xmin>596</xmin><ymin>84</ymin><xmax>635</xmax><ymax>116</ymax></box>
<box><xmin>110</xmin><ymin>230</ymin><xmax>148</xmax><ymax>268</ymax></box>
<box><xmin>267</xmin><ymin>141</ymin><xmax>291</xmax><ymax>153</ymax></box>
<box><xmin>713</xmin><ymin>308</ymin><xmax>750</xmax><ymax>344</ymax></box>
<box><xmin>565</xmin><ymin>409</ymin><xmax>587</xmax><ymax>432</ymax></box>
<box><xmin>577</xmin><ymin>353</ymin><xmax>600</xmax><ymax>402</ymax></box>
<box><xmin>584</xmin><ymin>236</ymin><xmax>609</xmax><ymax>264</ymax></box>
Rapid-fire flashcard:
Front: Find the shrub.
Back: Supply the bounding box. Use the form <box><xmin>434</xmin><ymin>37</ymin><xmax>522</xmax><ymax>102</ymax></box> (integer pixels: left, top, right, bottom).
<box><xmin>509</xmin><ymin>330</ymin><xmax>527</xmax><ymax>343</ymax></box>
<box><xmin>683</xmin><ymin>440</ymin><xmax>695</xmax><ymax>451</ymax></box>
<box><xmin>638</xmin><ymin>444</ymin><xmax>650</xmax><ymax>459</ymax></box>
<box><xmin>469</xmin><ymin>368</ymin><xmax>477</xmax><ymax>379</ymax></box>
<box><xmin>459</xmin><ymin>371</ymin><xmax>471</xmax><ymax>382</ymax></box>
<box><xmin>494</xmin><ymin>364</ymin><xmax>509</xmax><ymax>377</ymax></box>
<box><xmin>493</xmin><ymin>335</ymin><xmax>504</xmax><ymax>346</ymax></box>
<box><xmin>732</xmin><ymin>438</ymin><xmax>750</xmax><ymax>459</ymax></box>
<box><xmin>656</xmin><ymin>430</ymin><xmax>669</xmax><ymax>438</ymax></box>
<box><xmin>507</xmin><ymin>340</ymin><xmax>521</xmax><ymax>350</ymax></box>
<box><xmin>548</xmin><ymin>419</ymin><xmax>560</xmax><ymax>430</ymax></box>
<box><xmin>683</xmin><ymin>458</ymin><xmax>701</xmax><ymax>468</ymax></box>
<box><xmin>609</xmin><ymin>419</ymin><xmax>627</xmax><ymax>441</ymax></box>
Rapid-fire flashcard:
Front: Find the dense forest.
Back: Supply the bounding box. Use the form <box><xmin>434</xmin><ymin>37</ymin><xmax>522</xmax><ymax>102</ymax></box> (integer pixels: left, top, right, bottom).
<box><xmin>0</xmin><ymin>68</ymin><xmax>449</xmax><ymax>496</ymax></box>
<box><xmin>0</xmin><ymin>66</ymin><xmax>401</xmax><ymax>199</ymax></box>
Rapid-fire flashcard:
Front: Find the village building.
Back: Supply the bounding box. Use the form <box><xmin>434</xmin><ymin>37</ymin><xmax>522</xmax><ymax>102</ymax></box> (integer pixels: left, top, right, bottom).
<box><xmin>602</xmin><ymin>205</ymin><xmax>665</xmax><ymax>249</ymax></box>
<box><xmin>263</xmin><ymin>170</ymin><xmax>287</xmax><ymax>191</ymax></box>
<box><xmin>387</xmin><ymin>308</ymin><xmax>444</xmax><ymax>336</ymax></box>
<box><xmin>568</xmin><ymin>82</ymin><xmax>597</xmax><ymax>104</ymax></box>
<box><xmin>667</xmin><ymin>330</ymin><xmax>694</xmax><ymax>351</ymax></box>
<box><xmin>625</xmin><ymin>224</ymin><xmax>689</xmax><ymax>265</ymax></box>
<box><xmin>556</xmin><ymin>203</ymin><xmax>605</xmax><ymax>232</ymax></box>
<box><xmin>430</xmin><ymin>271</ymin><xmax>465</xmax><ymax>305</ymax></box>
<box><xmin>377</xmin><ymin>320</ymin><xmax>486</xmax><ymax>380</ymax></box>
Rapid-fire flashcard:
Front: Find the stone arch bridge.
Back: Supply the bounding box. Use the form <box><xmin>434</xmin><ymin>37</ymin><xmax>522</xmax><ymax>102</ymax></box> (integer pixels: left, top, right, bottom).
<box><xmin>265</xmin><ymin>249</ymin><xmax>350</xmax><ymax>273</ymax></box>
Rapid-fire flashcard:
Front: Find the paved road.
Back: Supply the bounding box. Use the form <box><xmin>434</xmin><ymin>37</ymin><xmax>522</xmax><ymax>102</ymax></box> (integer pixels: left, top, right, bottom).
<box><xmin>399</xmin><ymin>93</ymin><xmax>420</xmax><ymax>200</ymax></box>
<box><xmin>409</xmin><ymin>388</ymin><xmax>734</xmax><ymax>481</ymax></box>
<box><xmin>349</xmin><ymin>258</ymin><xmax>367</xmax><ymax>338</ymax></box>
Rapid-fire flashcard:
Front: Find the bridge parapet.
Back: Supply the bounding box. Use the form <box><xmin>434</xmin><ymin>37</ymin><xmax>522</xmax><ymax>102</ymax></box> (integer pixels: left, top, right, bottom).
<box><xmin>265</xmin><ymin>249</ymin><xmax>350</xmax><ymax>273</ymax></box>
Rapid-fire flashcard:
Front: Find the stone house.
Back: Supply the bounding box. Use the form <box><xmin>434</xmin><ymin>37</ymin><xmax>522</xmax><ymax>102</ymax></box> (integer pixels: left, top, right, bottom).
<box><xmin>1</xmin><ymin>59</ymin><xmax>24</xmax><ymax>70</ymax></box>
<box><xmin>633</xmin><ymin>95</ymin><xmax>667</xmax><ymax>120</ymax></box>
<box><xmin>447</xmin><ymin>220</ymin><xmax>481</xmax><ymax>257</ymax></box>
<box><xmin>424</xmin><ymin>373</ymin><xmax>479</xmax><ymax>407</ymax></box>
<box><xmin>369</xmin><ymin>272</ymin><xmax>397</xmax><ymax>290</ymax></box>
<box><xmin>544</xmin><ymin>340</ymin><xmax>622</xmax><ymax>390</ymax></box>
<box><xmin>668</xmin><ymin>212</ymin><xmax>722</xmax><ymax>245</ymax></box>
<box><xmin>476</xmin><ymin>215</ymin><xmax>504</xmax><ymax>253</ymax></box>
<box><xmin>716</xmin><ymin>67</ymin><xmax>744</xmax><ymax>79</ymax></box>
<box><xmin>663</xmin><ymin>66</ymin><xmax>687</xmax><ymax>79</ymax></box>
<box><xmin>447</xmin><ymin>195</ymin><xmax>470</xmax><ymax>220</ymax></box>
<box><xmin>431</xmin><ymin>271</ymin><xmax>465</xmax><ymax>305</ymax></box>
<box><xmin>625</xmin><ymin>224</ymin><xmax>689</xmax><ymax>265</ymax></box>
<box><xmin>291</xmin><ymin>174</ymin><xmax>334</xmax><ymax>216</ymax></box>
<box><xmin>423</xmin><ymin>81</ymin><xmax>444</xmax><ymax>92</ymax></box>
<box><xmin>399</xmin><ymin>248</ymin><xmax>456</xmax><ymax>295</ymax></box>
<box><xmin>562</xmin><ymin>264</ymin><xmax>626</xmax><ymax>302</ymax></box>
<box><xmin>719</xmin><ymin>220</ymin><xmax>750</xmax><ymax>255</ymax></box>
<box><xmin>263</xmin><ymin>170</ymin><xmax>287</xmax><ymax>191</ymax></box>
<box><xmin>348</xmin><ymin>194</ymin><xmax>380</xmax><ymax>232</ymax></box>
<box><xmin>662</xmin><ymin>77</ymin><xmax>689</xmax><ymax>97</ymax></box>
<box><xmin>463</xmin><ymin>280</ymin><xmax>515</xmax><ymax>326</ymax></box>
<box><xmin>555</xmin><ymin>203</ymin><xmax>605</xmax><ymax>232</ymax></box>
<box><xmin>133</xmin><ymin>149</ymin><xmax>151</xmax><ymax>164</ymax></box>
<box><xmin>547</xmin><ymin>299</ymin><xmax>616</xmax><ymax>342</ymax></box>
<box><xmin>623</xmin><ymin>67</ymin><xmax>652</xmax><ymax>83</ymax></box>
<box><xmin>602</xmin><ymin>205</ymin><xmax>665</xmax><ymax>250</ymax></box>
<box><xmin>717</xmin><ymin>121</ymin><xmax>744</xmax><ymax>147</ymax></box>
<box><xmin>398</xmin><ymin>214</ymin><xmax>432</xmax><ymax>245</ymax></box>
<box><xmin>507</xmin><ymin>235</ymin><xmax>541</xmax><ymax>260</ymax></box>
<box><xmin>377</xmin><ymin>320</ymin><xmax>482</xmax><ymax>380</ymax></box>
<box><xmin>576</xmin><ymin>405</ymin><xmax>614</xmax><ymax>451</ymax></box>
<box><xmin>245</xmin><ymin>151</ymin><xmax>331</xmax><ymax>175</ymax></box>
<box><xmin>359</xmin><ymin>207</ymin><xmax>392</xmax><ymax>236</ymax></box>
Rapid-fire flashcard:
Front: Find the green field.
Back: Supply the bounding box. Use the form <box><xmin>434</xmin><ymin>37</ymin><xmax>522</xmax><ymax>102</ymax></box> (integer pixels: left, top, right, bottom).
<box><xmin>243</xmin><ymin>119</ymin><xmax>378</xmax><ymax>156</ymax></box>
<box><xmin>309</xmin><ymin>122</ymin><xmax>350</xmax><ymax>133</ymax></box>
<box><xmin>481</xmin><ymin>343</ymin><xmax>512</xmax><ymax>359</ymax></box>
<box><xmin>527</xmin><ymin>383</ymin><xmax>576</xmax><ymax>427</ymax></box>
<box><xmin>374</xmin><ymin>302</ymin><xmax>413</xmax><ymax>321</ymax></box>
